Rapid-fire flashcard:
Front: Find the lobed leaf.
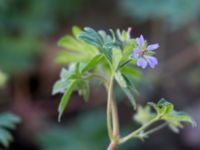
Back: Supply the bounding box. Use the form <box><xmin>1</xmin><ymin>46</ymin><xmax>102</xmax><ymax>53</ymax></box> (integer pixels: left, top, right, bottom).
<box><xmin>162</xmin><ymin>111</ymin><xmax>197</xmax><ymax>127</ymax></box>
<box><xmin>81</xmin><ymin>54</ymin><xmax>103</xmax><ymax>74</ymax></box>
<box><xmin>114</xmin><ymin>71</ymin><xmax>127</xmax><ymax>88</ymax></box>
<box><xmin>58</xmin><ymin>81</ymin><xmax>76</xmax><ymax>122</ymax></box>
<box><xmin>157</xmin><ymin>98</ymin><xmax>174</xmax><ymax>115</ymax></box>
<box><xmin>112</xmin><ymin>48</ymin><xmax>122</xmax><ymax>70</ymax></box>
<box><xmin>77</xmin><ymin>80</ymin><xmax>90</xmax><ymax>102</ymax></box>
<box><xmin>55</xmin><ymin>51</ymin><xmax>90</xmax><ymax>64</ymax></box>
<box><xmin>52</xmin><ymin>80</ymin><xmax>69</xmax><ymax>95</ymax></box>
<box><xmin>134</xmin><ymin>105</ymin><xmax>155</xmax><ymax>125</ymax></box>
<box><xmin>148</xmin><ymin>98</ymin><xmax>196</xmax><ymax>132</ymax></box>
<box><xmin>78</xmin><ymin>27</ymin><xmax>102</xmax><ymax>48</ymax></box>
<box><xmin>120</xmin><ymin>66</ymin><xmax>141</xmax><ymax>80</ymax></box>
<box><xmin>115</xmin><ymin>71</ymin><xmax>137</xmax><ymax>108</ymax></box>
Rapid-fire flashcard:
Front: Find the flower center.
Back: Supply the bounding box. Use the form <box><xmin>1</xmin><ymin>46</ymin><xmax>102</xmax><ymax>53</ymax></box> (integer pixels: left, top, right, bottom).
<box><xmin>138</xmin><ymin>50</ymin><xmax>147</xmax><ymax>57</ymax></box>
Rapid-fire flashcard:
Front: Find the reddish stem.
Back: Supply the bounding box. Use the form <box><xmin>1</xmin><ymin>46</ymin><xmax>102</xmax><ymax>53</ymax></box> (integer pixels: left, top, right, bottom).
<box><xmin>107</xmin><ymin>142</ymin><xmax>117</xmax><ymax>150</ymax></box>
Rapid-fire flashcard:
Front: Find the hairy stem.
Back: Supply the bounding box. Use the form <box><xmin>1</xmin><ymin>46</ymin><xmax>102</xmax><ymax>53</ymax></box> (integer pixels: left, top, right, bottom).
<box><xmin>111</xmin><ymin>99</ymin><xmax>119</xmax><ymax>139</ymax></box>
<box><xmin>144</xmin><ymin>122</ymin><xmax>168</xmax><ymax>136</ymax></box>
<box><xmin>91</xmin><ymin>74</ymin><xmax>119</xmax><ymax>138</ymax></box>
<box><xmin>119</xmin><ymin>117</ymin><xmax>159</xmax><ymax>144</ymax></box>
<box><xmin>89</xmin><ymin>73</ymin><xmax>120</xmax><ymax>146</ymax></box>
<box><xmin>107</xmin><ymin>75</ymin><xmax>114</xmax><ymax>140</ymax></box>
<box><xmin>107</xmin><ymin>141</ymin><xmax>117</xmax><ymax>150</ymax></box>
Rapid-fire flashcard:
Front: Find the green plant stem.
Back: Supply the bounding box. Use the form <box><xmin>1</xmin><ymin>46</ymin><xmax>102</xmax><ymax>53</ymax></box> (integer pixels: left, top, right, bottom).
<box><xmin>144</xmin><ymin>122</ymin><xmax>168</xmax><ymax>136</ymax></box>
<box><xmin>107</xmin><ymin>75</ymin><xmax>114</xmax><ymax>140</ymax></box>
<box><xmin>89</xmin><ymin>73</ymin><xmax>120</xmax><ymax>144</ymax></box>
<box><xmin>111</xmin><ymin>99</ymin><xmax>119</xmax><ymax>139</ymax></box>
<box><xmin>87</xmin><ymin>74</ymin><xmax>108</xmax><ymax>84</ymax></box>
<box><xmin>89</xmin><ymin>73</ymin><xmax>119</xmax><ymax>136</ymax></box>
<box><xmin>119</xmin><ymin>117</ymin><xmax>159</xmax><ymax>144</ymax></box>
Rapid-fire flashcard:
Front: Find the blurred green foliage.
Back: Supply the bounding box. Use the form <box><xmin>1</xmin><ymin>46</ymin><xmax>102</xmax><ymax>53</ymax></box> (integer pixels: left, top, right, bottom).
<box><xmin>38</xmin><ymin>109</ymin><xmax>139</xmax><ymax>150</ymax></box>
<box><xmin>0</xmin><ymin>71</ymin><xmax>7</xmax><ymax>89</ymax></box>
<box><xmin>118</xmin><ymin>0</ymin><xmax>200</xmax><ymax>29</ymax></box>
<box><xmin>0</xmin><ymin>113</ymin><xmax>21</xmax><ymax>148</ymax></box>
<box><xmin>0</xmin><ymin>0</ymin><xmax>82</xmax><ymax>73</ymax></box>
<box><xmin>38</xmin><ymin>110</ymin><xmax>108</xmax><ymax>150</ymax></box>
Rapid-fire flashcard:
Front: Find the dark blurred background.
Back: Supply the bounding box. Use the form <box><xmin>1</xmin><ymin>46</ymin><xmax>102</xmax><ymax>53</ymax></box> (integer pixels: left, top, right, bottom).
<box><xmin>0</xmin><ymin>0</ymin><xmax>200</xmax><ymax>149</ymax></box>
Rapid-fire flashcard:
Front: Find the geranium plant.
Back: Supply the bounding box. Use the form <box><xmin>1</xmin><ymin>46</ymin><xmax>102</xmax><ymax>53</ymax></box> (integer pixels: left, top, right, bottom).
<box><xmin>52</xmin><ymin>26</ymin><xmax>196</xmax><ymax>150</ymax></box>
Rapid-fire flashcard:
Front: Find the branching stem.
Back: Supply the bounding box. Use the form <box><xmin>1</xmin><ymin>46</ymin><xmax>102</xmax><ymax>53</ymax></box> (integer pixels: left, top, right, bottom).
<box><xmin>119</xmin><ymin>116</ymin><xmax>159</xmax><ymax>144</ymax></box>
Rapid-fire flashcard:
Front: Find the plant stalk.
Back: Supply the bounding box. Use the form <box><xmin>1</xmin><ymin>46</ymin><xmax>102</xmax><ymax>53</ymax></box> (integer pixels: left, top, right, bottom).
<box><xmin>106</xmin><ymin>75</ymin><xmax>114</xmax><ymax>140</ymax></box>
<box><xmin>119</xmin><ymin>117</ymin><xmax>159</xmax><ymax>144</ymax></box>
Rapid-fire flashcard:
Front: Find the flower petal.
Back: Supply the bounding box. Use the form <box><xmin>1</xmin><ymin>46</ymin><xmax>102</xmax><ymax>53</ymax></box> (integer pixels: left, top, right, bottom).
<box><xmin>136</xmin><ymin>35</ymin><xmax>145</xmax><ymax>47</ymax></box>
<box><xmin>133</xmin><ymin>47</ymin><xmax>140</xmax><ymax>58</ymax></box>
<box><xmin>137</xmin><ymin>58</ymin><xmax>147</xmax><ymax>69</ymax></box>
<box><xmin>147</xmin><ymin>43</ymin><xmax>159</xmax><ymax>51</ymax></box>
<box><xmin>146</xmin><ymin>56</ymin><xmax>158</xmax><ymax>68</ymax></box>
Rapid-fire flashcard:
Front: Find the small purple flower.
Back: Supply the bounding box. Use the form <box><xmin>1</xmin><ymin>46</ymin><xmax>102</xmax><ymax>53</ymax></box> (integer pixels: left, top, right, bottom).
<box><xmin>132</xmin><ymin>35</ymin><xmax>159</xmax><ymax>69</ymax></box>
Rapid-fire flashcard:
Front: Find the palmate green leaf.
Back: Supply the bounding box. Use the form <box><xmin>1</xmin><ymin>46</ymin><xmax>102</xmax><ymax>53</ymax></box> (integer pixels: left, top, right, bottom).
<box><xmin>162</xmin><ymin>111</ymin><xmax>197</xmax><ymax>127</ymax></box>
<box><xmin>58</xmin><ymin>81</ymin><xmax>76</xmax><ymax>122</ymax></box>
<box><xmin>59</xmin><ymin>26</ymin><xmax>94</xmax><ymax>54</ymax></box>
<box><xmin>52</xmin><ymin>68</ymin><xmax>75</xmax><ymax>95</ymax></box>
<box><xmin>112</xmin><ymin>48</ymin><xmax>122</xmax><ymax>70</ymax></box>
<box><xmin>103</xmin><ymin>48</ymin><xmax>113</xmax><ymax>63</ymax></box>
<box><xmin>121</xmin><ymin>40</ymin><xmax>136</xmax><ymax>61</ymax></box>
<box><xmin>60</xmin><ymin>68</ymin><xmax>70</xmax><ymax>79</ymax></box>
<box><xmin>54</xmin><ymin>62</ymin><xmax>94</xmax><ymax>120</ymax></box>
<box><xmin>148</xmin><ymin>98</ymin><xmax>174</xmax><ymax>115</ymax></box>
<box><xmin>134</xmin><ymin>105</ymin><xmax>155</xmax><ymax>125</ymax></box>
<box><xmin>114</xmin><ymin>71</ymin><xmax>127</xmax><ymax>88</ymax></box>
<box><xmin>58</xmin><ymin>35</ymin><xmax>81</xmax><ymax>51</ymax></box>
<box><xmin>123</xmin><ymin>75</ymin><xmax>138</xmax><ymax>108</ymax></box>
<box><xmin>81</xmin><ymin>54</ymin><xmax>103</xmax><ymax>74</ymax></box>
<box><xmin>58</xmin><ymin>35</ymin><xmax>98</xmax><ymax>55</ymax></box>
<box><xmin>78</xmin><ymin>27</ymin><xmax>103</xmax><ymax>48</ymax></box>
<box><xmin>120</xmin><ymin>66</ymin><xmax>141</xmax><ymax>80</ymax></box>
<box><xmin>98</xmin><ymin>30</ymin><xmax>113</xmax><ymax>43</ymax></box>
<box><xmin>148</xmin><ymin>98</ymin><xmax>196</xmax><ymax>132</ymax></box>
<box><xmin>55</xmin><ymin>51</ymin><xmax>88</xmax><ymax>64</ymax></box>
<box><xmin>52</xmin><ymin>80</ymin><xmax>68</xmax><ymax>95</ymax></box>
<box><xmin>167</xmin><ymin>120</ymin><xmax>183</xmax><ymax>133</ymax></box>
<box><xmin>57</xmin><ymin>27</ymin><xmax>99</xmax><ymax>65</ymax></box>
<box><xmin>114</xmin><ymin>71</ymin><xmax>136</xmax><ymax>108</ymax></box>
<box><xmin>157</xmin><ymin>98</ymin><xmax>174</xmax><ymax>115</ymax></box>
<box><xmin>78</xmin><ymin>27</ymin><xmax>115</xmax><ymax>64</ymax></box>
